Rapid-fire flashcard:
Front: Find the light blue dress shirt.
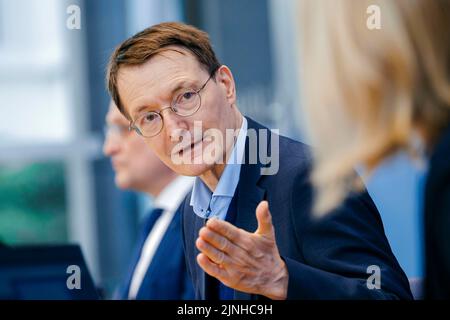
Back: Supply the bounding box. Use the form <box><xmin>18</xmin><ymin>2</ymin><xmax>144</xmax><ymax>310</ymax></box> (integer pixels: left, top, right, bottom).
<box><xmin>189</xmin><ymin>117</ymin><xmax>248</xmax><ymax>220</ymax></box>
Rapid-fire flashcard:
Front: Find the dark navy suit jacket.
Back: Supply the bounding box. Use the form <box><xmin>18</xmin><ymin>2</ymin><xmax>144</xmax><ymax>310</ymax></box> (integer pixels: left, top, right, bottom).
<box><xmin>182</xmin><ymin>117</ymin><xmax>413</xmax><ymax>300</ymax></box>
<box><xmin>116</xmin><ymin>207</ymin><xmax>194</xmax><ymax>300</ymax></box>
<box><xmin>424</xmin><ymin>124</ymin><xmax>450</xmax><ymax>299</ymax></box>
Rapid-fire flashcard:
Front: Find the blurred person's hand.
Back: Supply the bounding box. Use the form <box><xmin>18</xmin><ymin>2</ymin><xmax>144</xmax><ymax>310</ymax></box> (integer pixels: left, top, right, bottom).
<box><xmin>196</xmin><ymin>200</ymin><xmax>288</xmax><ymax>300</ymax></box>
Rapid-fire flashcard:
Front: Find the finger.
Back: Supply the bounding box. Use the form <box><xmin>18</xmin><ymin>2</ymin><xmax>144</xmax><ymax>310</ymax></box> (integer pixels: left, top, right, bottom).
<box><xmin>255</xmin><ymin>200</ymin><xmax>274</xmax><ymax>236</ymax></box>
<box><xmin>206</xmin><ymin>218</ymin><xmax>250</xmax><ymax>248</ymax></box>
<box><xmin>199</xmin><ymin>227</ymin><xmax>229</xmax><ymax>251</ymax></box>
<box><xmin>196</xmin><ymin>237</ymin><xmax>230</xmax><ymax>266</ymax></box>
<box><xmin>197</xmin><ymin>253</ymin><xmax>227</xmax><ymax>281</ymax></box>
<box><xmin>199</xmin><ymin>227</ymin><xmax>257</xmax><ymax>267</ymax></box>
<box><xmin>199</xmin><ymin>226</ymin><xmax>245</xmax><ymax>253</ymax></box>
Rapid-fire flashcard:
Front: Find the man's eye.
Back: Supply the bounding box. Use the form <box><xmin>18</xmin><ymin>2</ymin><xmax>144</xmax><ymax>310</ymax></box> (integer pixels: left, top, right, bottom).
<box><xmin>180</xmin><ymin>91</ymin><xmax>195</xmax><ymax>102</ymax></box>
<box><xmin>144</xmin><ymin>113</ymin><xmax>158</xmax><ymax>122</ymax></box>
<box><xmin>183</xmin><ymin>92</ymin><xmax>194</xmax><ymax>99</ymax></box>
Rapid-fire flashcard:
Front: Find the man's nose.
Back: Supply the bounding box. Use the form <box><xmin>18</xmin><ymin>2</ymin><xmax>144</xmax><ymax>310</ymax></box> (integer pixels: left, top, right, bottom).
<box><xmin>103</xmin><ymin>134</ymin><xmax>120</xmax><ymax>156</ymax></box>
<box><xmin>161</xmin><ymin>109</ymin><xmax>189</xmax><ymax>141</ymax></box>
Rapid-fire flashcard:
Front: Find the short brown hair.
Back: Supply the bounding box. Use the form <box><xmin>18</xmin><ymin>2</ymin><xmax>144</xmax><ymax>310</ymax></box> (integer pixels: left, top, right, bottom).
<box><xmin>106</xmin><ymin>22</ymin><xmax>221</xmax><ymax>119</ymax></box>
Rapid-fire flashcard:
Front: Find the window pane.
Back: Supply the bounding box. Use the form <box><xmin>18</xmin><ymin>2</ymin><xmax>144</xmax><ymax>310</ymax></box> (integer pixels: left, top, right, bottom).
<box><xmin>0</xmin><ymin>0</ymin><xmax>72</xmax><ymax>144</ymax></box>
<box><xmin>0</xmin><ymin>161</ymin><xmax>67</xmax><ymax>244</ymax></box>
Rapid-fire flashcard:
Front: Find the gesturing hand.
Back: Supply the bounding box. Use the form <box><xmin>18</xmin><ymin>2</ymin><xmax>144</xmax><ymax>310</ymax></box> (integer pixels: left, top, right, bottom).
<box><xmin>195</xmin><ymin>200</ymin><xmax>289</xmax><ymax>300</ymax></box>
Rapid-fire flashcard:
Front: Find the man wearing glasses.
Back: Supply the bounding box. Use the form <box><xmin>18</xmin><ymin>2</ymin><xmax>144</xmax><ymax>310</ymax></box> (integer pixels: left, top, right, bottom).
<box><xmin>106</xmin><ymin>22</ymin><xmax>412</xmax><ymax>300</ymax></box>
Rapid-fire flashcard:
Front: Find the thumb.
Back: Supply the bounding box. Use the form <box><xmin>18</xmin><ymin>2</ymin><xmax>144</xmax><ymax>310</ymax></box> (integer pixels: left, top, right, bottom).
<box><xmin>255</xmin><ymin>200</ymin><xmax>274</xmax><ymax>236</ymax></box>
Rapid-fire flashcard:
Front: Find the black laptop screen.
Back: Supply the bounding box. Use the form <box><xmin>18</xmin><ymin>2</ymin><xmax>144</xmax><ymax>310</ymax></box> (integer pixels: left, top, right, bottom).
<box><xmin>0</xmin><ymin>245</ymin><xmax>99</xmax><ymax>300</ymax></box>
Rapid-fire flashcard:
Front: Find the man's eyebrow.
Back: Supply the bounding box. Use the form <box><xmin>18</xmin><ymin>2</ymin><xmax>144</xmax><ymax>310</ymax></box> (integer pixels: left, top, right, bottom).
<box><xmin>131</xmin><ymin>79</ymin><xmax>198</xmax><ymax>119</ymax></box>
<box><xmin>132</xmin><ymin>105</ymin><xmax>151</xmax><ymax>120</ymax></box>
<box><xmin>169</xmin><ymin>79</ymin><xmax>197</xmax><ymax>94</ymax></box>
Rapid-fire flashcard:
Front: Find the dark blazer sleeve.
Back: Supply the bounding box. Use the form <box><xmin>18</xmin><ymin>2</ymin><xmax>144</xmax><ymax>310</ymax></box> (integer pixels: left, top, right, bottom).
<box><xmin>425</xmin><ymin>174</ymin><xmax>450</xmax><ymax>298</ymax></box>
<box><xmin>283</xmin><ymin>171</ymin><xmax>413</xmax><ymax>299</ymax></box>
<box><xmin>433</xmin><ymin>183</ymin><xmax>450</xmax><ymax>294</ymax></box>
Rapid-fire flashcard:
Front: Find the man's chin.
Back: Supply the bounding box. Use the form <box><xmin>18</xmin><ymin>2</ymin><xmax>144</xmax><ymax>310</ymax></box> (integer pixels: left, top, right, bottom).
<box><xmin>115</xmin><ymin>175</ymin><xmax>132</xmax><ymax>190</ymax></box>
<box><xmin>169</xmin><ymin>163</ymin><xmax>213</xmax><ymax>177</ymax></box>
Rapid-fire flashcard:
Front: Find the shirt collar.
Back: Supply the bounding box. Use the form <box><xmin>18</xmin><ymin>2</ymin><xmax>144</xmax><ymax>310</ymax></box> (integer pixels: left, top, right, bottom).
<box><xmin>189</xmin><ymin>117</ymin><xmax>248</xmax><ymax>219</ymax></box>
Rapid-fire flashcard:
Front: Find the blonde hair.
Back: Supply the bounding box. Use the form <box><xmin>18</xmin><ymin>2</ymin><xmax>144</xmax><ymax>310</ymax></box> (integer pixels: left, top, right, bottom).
<box><xmin>299</xmin><ymin>0</ymin><xmax>450</xmax><ymax>214</ymax></box>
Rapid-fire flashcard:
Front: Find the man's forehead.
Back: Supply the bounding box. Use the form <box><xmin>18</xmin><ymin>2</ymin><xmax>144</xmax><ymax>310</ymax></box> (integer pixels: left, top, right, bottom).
<box><xmin>119</xmin><ymin>48</ymin><xmax>202</xmax><ymax>82</ymax></box>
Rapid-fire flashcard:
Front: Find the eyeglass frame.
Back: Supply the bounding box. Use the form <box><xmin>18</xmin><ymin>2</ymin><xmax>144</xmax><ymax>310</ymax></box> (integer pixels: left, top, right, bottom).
<box><xmin>128</xmin><ymin>69</ymin><xmax>218</xmax><ymax>138</ymax></box>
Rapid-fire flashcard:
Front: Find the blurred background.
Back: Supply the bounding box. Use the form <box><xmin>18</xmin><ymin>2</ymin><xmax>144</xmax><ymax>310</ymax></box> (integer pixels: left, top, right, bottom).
<box><xmin>0</xmin><ymin>0</ymin><xmax>424</xmax><ymax>296</ymax></box>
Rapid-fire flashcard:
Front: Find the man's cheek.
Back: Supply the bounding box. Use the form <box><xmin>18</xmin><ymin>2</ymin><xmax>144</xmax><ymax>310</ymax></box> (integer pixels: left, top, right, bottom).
<box><xmin>144</xmin><ymin>141</ymin><xmax>159</xmax><ymax>154</ymax></box>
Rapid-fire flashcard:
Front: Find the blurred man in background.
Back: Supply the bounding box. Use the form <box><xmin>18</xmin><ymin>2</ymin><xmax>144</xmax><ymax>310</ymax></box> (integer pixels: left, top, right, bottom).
<box><xmin>103</xmin><ymin>101</ymin><xmax>194</xmax><ymax>300</ymax></box>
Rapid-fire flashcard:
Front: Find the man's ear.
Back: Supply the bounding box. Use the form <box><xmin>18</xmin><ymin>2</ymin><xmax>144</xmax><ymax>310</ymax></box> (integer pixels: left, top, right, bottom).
<box><xmin>216</xmin><ymin>65</ymin><xmax>236</xmax><ymax>105</ymax></box>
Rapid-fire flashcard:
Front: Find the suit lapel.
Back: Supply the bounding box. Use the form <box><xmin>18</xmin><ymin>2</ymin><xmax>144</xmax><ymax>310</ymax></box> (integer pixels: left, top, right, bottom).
<box><xmin>232</xmin><ymin>117</ymin><xmax>268</xmax><ymax>300</ymax></box>
<box><xmin>235</xmin><ymin>117</ymin><xmax>268</xmax><ymax>232</ymax></box>
<box><xmin>117</xmin><ymin>208</ymin><xmax>164</xmax><ymax>299</ymax></box>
